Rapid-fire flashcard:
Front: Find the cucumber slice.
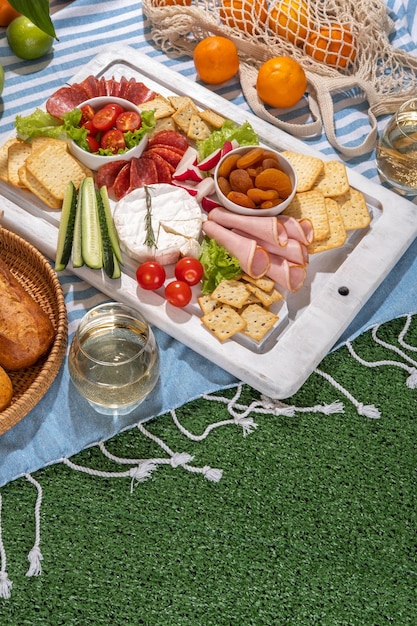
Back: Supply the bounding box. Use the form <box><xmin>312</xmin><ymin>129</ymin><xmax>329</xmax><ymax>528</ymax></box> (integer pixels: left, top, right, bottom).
<box><xmin>80</xmin><ymin>177</ymin><xmax>102</xmax><ymax>270</ymax></box>
<box><xmin>55</xmin><ymin>181</ymin><xmax>77</xmax><ymax>271</ymax></box>
<box><xmin>72</xmin><ymin>183</ymin><xmax>84</xmax><ymax>268</ymax></box>
<box><xmin>111</xmin><ymin>253</ymin><xmax>121</xmax><ymax>279</ymax></box>
<box><xmin>98</xmin><ymin>185</ymin><xmax>123</xmax><ymax>265</ymax></box>
<box><xmin>96</xmin><ymin>189</ymin><xmax>115</xmax><ymax>278</ymax></box>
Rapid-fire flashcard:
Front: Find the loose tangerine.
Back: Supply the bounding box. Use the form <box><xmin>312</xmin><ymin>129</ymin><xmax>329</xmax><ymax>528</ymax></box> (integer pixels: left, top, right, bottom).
<box><xmin>256</xmin><ymin>56</ymin><xmax>307</xmax><ymax>109</ymax></box>
<box><xmin>0</xmin><ymin>0</ymin><xmax>20</xmax><ymax>27</ymax></box>
<box><xmin>219</xmin><ymin>0</ymin><xmax>268</xmax><ymax>36</ymax></box>
<box><xmin>193</xmin><ymin>36</ymin><xmax>240</xmax><ymax>85</ymax></box>
<box><xmin>268</xmin><ymin>0</ymin><xmax>312</xmax><ymax>46</ymax></box>
<box><xmin>305</xmin><ymin>24</ymin><xmax>356</xmax><ymax>68</ymax></box>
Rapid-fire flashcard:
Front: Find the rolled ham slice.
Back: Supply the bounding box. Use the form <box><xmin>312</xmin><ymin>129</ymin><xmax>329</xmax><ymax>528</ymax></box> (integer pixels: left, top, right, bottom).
<box><xmin>202</xmin><ymin>220</ymin><xmax>270</xmax><ymax>279</ymax></box>
<box><xmin>233</xmin><ymin>231</ymin><xmax>309</xmax><ymax>267</ymax></box>
<box><xmin>208</xmin><ymin>207</ymin><xmax>288</xmax><ymax>248</ymax></box>
<box><xmin>266</xmin><ymin>255</ymin><xmax>307</xmax><ymax>292</ymax></box>
<box><xmin>277</xmin><ymin>215</ymin><xmax>314</xmax><ymax>245</ymax></box>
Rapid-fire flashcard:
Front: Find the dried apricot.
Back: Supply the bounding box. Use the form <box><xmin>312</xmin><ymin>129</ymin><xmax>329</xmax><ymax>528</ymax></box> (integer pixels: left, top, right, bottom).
<box><xmin>236</xmin><ymin>147</ymin><xmax>264</xmax><ymax>169</ymax></box>
<box><xmin>229</xmin><ymin>168</ymin><xmax>253</xmax><ymax>193</ymax></box>
<box><xmin>227</xmin><ymin>191</ymin><xmax>256</xmax><ymax>208</ymax></box>
<box><xmin>218</xmin><ymin>153</ymin><xmax>240</xmax><ymax>178</ymax></box>
<box><xmin>255</xmin><ymin>168</ymin><xmax>292</xmax><ymax>198</ymax></box>
<box><xmin>247</xmin><ymin>188</ymin><xmax>280</xmax><ymax>204</ymax></box>
<box><xmin>217</xmin><ymin>175</ymin><xmax>232</xmax><ymax>197</ymax></box>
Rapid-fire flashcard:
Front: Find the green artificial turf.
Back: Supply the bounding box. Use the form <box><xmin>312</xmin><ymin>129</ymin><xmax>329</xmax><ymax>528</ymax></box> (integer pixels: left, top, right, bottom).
<box><xmin>0</xmin><ymin>316</ymin><xmax>416</xmax><ymax>625</ymax></box>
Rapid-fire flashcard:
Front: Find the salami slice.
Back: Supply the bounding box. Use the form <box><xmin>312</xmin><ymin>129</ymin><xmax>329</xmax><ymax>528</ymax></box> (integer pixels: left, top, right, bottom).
<box><xmin>146</xmin><ymin>143</ymin><xmax>185</xmax><ymax>157</ymax></box>
<box><xmin>148</xmin><ymin>130</ymin><xmax>189</xmax><ymax>152</ymax></box>
<box><xmin>147</xmin><ymin>147</ymin><xmax>183</xmax><ymax>168</ymax></box>
<box><xmin>125</xmin><ymin>79</ymin><xmax>156</xmax><ymax>104</ymax></box>
<box><xmin>78</xmin><ymin>75</ymin><xmax>101</xmax><ymax>99</ymax></box>
<box><xmin>118</xmin><ymin>76</ymin><xmax>129</xmax><ymax>99</ymax></box>
<box><xmin>96</xmin><ymin>160</ymin><xmax>129</xmax><ymax>191</ymax></box>
<box><xmin>46</xmin><ymin>85</ymin><xmax>89</xmax><ymax>119</ymax></box>
<box><xmin>145</xmin><ymin>151</ymin><xmax>174</xmax><ymax>183</ymax></box>
<box><xmin>130</xmin><ymin>156</ymin><xmax>159</xmax><ymax>188</ymax></box>
<box><xmin>113</xmin><ymin>163</ymin><xmax>132</xmax><ymax>201</ymax></box>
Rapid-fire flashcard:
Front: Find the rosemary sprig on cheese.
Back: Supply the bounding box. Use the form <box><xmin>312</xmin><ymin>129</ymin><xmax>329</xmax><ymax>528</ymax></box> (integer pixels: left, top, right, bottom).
<box><xmin>144</xmin><ymin>185</ymin><xmax>157</xmax><ymax>248</ymax></box>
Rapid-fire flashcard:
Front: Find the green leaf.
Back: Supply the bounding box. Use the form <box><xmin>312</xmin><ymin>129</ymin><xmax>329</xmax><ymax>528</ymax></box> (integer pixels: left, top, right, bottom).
<box><xmin>8</xmin><ymin>0</ymin><xmax>57</xmax><ymax>39</ymax></box>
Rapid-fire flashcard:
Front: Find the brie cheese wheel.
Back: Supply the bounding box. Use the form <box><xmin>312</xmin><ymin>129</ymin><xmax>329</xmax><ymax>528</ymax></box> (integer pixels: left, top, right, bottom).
<box><xmin>113</xmin><ymin>184</ymin><xmax>203</xmax><ymax>265</ymax></box>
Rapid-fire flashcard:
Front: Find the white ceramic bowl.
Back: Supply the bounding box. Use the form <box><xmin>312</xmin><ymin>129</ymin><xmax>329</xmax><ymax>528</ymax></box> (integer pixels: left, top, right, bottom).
<box><xmin>213</xmin><ymin>145</ymin><xmax>297</xmax><ymax>217</ymax></box>
<box><xmin>67</xmin><ymin>96</ymin><xmax>149</xmax><ymax>171</ymax></box>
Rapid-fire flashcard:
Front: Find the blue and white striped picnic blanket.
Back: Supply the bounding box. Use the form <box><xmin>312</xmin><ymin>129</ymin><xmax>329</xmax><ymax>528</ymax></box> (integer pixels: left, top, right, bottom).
<box><xmin>0</xmin><ymin>0</ymin><xmax>416</xmax><ymax>486</ymax></box>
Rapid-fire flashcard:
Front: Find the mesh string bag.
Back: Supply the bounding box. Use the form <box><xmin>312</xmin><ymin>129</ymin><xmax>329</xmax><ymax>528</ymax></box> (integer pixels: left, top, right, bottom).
<box><xmin>142</xmin><ymin>0</ymin><xmax>417</xmax><ymax>157</ymax></box>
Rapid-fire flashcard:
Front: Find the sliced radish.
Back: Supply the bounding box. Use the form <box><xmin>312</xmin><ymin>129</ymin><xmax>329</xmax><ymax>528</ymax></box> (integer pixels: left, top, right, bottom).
<box><xmin>201</xmin><ymin>196</ymin><xmax>222</xmax><ymax>212</ymax></box>
<box><xmin>173</xmin><ymin>164</ymin><xmax>205</xmax><ymax>183</ymax></box>
<box><xmin>171</xmin><ymin>180</ymin><xmax>199</xmax><ymax>196</ymax></box>
<box><xmin>196</xmin><ymin>177</ymin><xmax>216</xmax><ymax>202</ymax></box>
<box><xmin>221</xmin><ymin>140</ymin><xmax>234</xmax><ymax>156</ymax></box>
<box><xmin>197</xmin><ymin>148</ymin><xmax>223</xmax><ymax>172</ymax></box>
<box><xmin>172</xmin><ymin>146</ymin><xmax>198</xmax><ymax>180</ymax></box>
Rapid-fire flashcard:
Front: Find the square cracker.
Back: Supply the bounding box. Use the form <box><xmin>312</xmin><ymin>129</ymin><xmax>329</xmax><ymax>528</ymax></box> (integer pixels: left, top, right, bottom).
<box><xmin>240</xmin><ymin>304</ymin><xmax>278</xmax><ymax>342</ymax></box>
<box><xmin>198</xmin><ymin>294</ymin><xmax>218</xmax><ymax>316</ymax></box>
<box><xmin>333</xmin><ymin>187</ymin><xmax>371</xmax><ymax>230</ymax></box>
<box><xmin>241</xmin><ymin>273</ymin><xmax>275</xmax><ymax>293</ymax></box>
<box><xmin>307</xmin><ymin>198</ymin><xmax>347</xmax><ymax>254</ymax></box>
<box><xmin>314</xmin><ymin>160</ymin><xmax>350</xmax><ymax>197</ymax></box>
<box><xmin>172</xmin><ymin>100</ymin><xmax>199</xmax><ymax>134</ymax></box>
<box><xmin>19</xmin><ymin>165</ymin><xmax>62</xmax><ymax>209</ymax></box>
<box><xmin>280</xmin><ymin>150</ymin><xmax>324</xmax><ymax>192</ymax></box>
<box><xmin>138</xmin><ymin>95</ymin><xmax>175</xmax><ymax>119</ymax></box>
<box><xmin>8</xmin><ymin>141</ymin><xmax>32</xmax><ymax>187</ymax></box>
<box><xmin>202</xmin><ymin>304</ymin><xmax>247</xmax><ymax>342</ymax></box>
<box><xmin>282</xmin><ymin>189</ymin><xmax>330</xmax><ymax>241</ymax></box>
<box><xmin>25</xmin><ymin>142</ymin><xmax>89</xmax><ymax>202</ymax></box>
<box><xmin>187</xmin><ymin>114</ymin><xmax>211</xmax><ymax>141</ymax></box>
<box><xmin>245</xmin><ymin>284</ymin><xmax>282</xmax><ymax>308</ymax></box>
<box><xmin>211</xmin><ymin>279</ymin><xmax>250</xmax><ymax>308</ymax></box>
<box><xmin>199</xmin><ymin>109</ymin><xmax>226</xmax><ymax>129</ymax></box>
<box><xmin>0</xmin><ymin>138</ymin><xmax>23</xmax><ymax>182</ymax></box>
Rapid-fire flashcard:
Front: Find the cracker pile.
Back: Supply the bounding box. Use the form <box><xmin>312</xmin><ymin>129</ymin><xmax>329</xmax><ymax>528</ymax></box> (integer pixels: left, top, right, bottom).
<box><xmin>280</xmin><ymin>151</ymin><xmax>371</xmax><ymax>254</ymax></box>
<box><xmin>138</xmin><ymin>94</ymin><xmax>226</xmax><ymax>141</ymax></box>
<box><xmin>0</xmin><ymin>137</ymin><xmax>92</xmax><ymax>209</ymax></box>
<box><xmin>198</xmin><ymin>274</ymin><xmax>282</xmax><ymax>343</ymax></box>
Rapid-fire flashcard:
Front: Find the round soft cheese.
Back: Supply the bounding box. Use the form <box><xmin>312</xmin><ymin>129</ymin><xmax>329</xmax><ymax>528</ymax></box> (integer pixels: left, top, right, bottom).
<box><xmin>113</xmin><ymin>184</ymin><xmax>203</xmax><ymax>265</ymax></box>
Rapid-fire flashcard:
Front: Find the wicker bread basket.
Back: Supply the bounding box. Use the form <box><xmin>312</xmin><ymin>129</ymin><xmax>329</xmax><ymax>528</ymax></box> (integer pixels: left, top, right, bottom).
<box><xmin>0</xmin><ymin>227</ymin><xmax>68</xmax><ymax>435</ymax></box>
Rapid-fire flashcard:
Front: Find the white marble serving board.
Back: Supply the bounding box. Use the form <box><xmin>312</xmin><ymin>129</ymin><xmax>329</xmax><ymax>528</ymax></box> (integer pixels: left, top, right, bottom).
<box><xmin>1</xmin><ymin>45</ymin><xmax>417</xmax><ymax>398</ymax></box>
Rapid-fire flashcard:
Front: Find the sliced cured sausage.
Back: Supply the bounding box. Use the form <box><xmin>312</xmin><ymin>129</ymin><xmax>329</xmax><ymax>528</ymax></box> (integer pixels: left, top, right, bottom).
<box><xmin>46</xmin><ymin>85</ymin><xmax>89</xmax><ymax>119</ymax></box>
<box><xmin>125</xmin><ymin>79</ymin><xmax>156</xmax><ymax>104</ymax></box>
<box><xmin>202</xmin><ymin>220</ymin><xmax>270</xmax><ymax>279</ymax></box>
<box><xmin>78</xmin><ymin>75</ymin><xmax>101</xmax><ymax>99</ymax></box>
<box><xmin>147</xmin><ymin>147</ymin><xmax>183</xmax><ymax>168</ymax></box>
<box><xmin>148</xmin><ymin>130</ymin><xmax>189</xmax><ymax>153</ymax></box>
<box><xmin>145</xmin><ymin>151</ymin><xmax>174</xmax><ymax>183</ymax></box>
<box><xmin>96</xmin><ymin>160</ymin><xmax>129</xmax><ymax>191</ymax></box>
<box><xmin>112</xmin><ymin>163</ymin><xmax>132</xmax><ymax>201</ymax></box>
<box><xmin>130</xmin><ymin>156</ymin><xmax>159</xmax><ymax>188</ymax></box>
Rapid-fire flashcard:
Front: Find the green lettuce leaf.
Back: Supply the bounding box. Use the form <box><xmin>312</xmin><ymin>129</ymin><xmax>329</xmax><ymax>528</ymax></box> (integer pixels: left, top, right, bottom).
<box><xmin>197</xmin><ymin>120</ymin><xmax>259</xmax><ymax>161</ymax></box>
<box><xmin>199</xmin><ymin>236</ymin><xmax>241</xmax><ymax>294</ymax></box>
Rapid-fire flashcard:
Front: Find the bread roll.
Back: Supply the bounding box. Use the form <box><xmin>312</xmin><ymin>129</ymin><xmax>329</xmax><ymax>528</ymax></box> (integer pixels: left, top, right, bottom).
<box><xmin>0</xmin><ymin>366</ymin><xmax>12</xmax><ymax>411</ymax></box>
<box><xmin>0</xmin><ymin>258</ymin><xmax>55</xmax><ymax>370</ymax></box>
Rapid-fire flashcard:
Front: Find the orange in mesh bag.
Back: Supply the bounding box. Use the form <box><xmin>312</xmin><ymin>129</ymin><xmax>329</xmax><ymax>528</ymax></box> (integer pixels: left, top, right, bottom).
<box><xmin>143</xmin><ymin>0</ymin><xmax>417</xmax><ymax>157</ymax></box>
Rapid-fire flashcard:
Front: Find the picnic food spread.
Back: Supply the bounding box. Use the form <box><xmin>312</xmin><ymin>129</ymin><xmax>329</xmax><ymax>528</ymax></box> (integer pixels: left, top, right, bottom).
<box><xmin>0</xmin><ymin>72</ymin><xmax>372</xmax><ymax>350</ymax></box>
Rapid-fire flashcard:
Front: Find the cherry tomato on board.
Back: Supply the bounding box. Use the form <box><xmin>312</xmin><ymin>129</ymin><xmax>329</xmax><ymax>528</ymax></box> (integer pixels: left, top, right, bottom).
<box><xmin>175</xmin><ymin>257</ymin><xmax>204</xmax><ymax>286</ymax></box>
<box><xmin>100</xmin><ymin>128</ymin><xmax>126</xmax><ymax>153</ymax></box>
<box><xmin>164</xmin><ymin>280</ymin><xmax>192</xmax><ymax>307</ymax></box>
<box><xmin>85</xmin><ymin>134</ymin><xmax>100</xmax><ymax>153</ymax></box>
<box><xmin>136</xmin><ymin>261</ymin><xmax>166</xmax><ymax>291</ymax></box>
<box><xmin>93</xmin><ymin>106</ymin><xmax>119</xmax><ymax>131</ymax></box>
<box><xmin>116</xmin><ymin>111</ymin><xmax>142</xmax><ymax>132</ymax></box>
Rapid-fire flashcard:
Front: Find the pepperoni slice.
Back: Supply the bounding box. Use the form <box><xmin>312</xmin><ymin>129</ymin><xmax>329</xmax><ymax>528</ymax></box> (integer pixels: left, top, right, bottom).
<box><xmin>147</xmin><ymin>146</ymin><xmax>183</xmax><ymax>168</ymax></box>
<box><xmin>96</xmin><ymin>160</ymin><xmax>129</xmax><ymax>191</ymax></box>
<box><xmin>145</xmin><ymin>151</ymin><xmax>174</xmax><ymax>183</ymax></box>
<box><xmin>146</xmin><ymin>143</ymin><xmax>185</xmax><ymax>157</ymax></box>
<box><xmin>130</xmin><ymin>157</ymin><xmax>159</xmax><ymax>188</ymax></box>
<box><xmin>113</xmin><ymin>163</ymin><xmax>132</xmax><ymax>201</ymax></box>
<box><xmin>46</xmin><ymin>85</ymin><xmax>89</xmax><ymax>119</ymax></box>
<box><xmin>148</xmin><ymin>130</ymin><xmax>189</xmax><ymax>153</ymax></box>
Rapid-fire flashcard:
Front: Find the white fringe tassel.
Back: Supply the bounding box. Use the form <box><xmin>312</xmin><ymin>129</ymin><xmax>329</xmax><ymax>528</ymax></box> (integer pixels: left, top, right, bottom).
<box><xmin>25</xmin><ymin>475</ymin><xmax>43</xmax><ymax>577</ymax></box>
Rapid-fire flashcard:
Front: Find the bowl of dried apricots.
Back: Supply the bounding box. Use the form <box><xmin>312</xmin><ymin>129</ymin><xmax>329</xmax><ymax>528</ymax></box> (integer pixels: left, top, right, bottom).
<box><xmin>214</xmin><ymin>145</ymin><xmax>297</xmax><ymax>216</ymax></box>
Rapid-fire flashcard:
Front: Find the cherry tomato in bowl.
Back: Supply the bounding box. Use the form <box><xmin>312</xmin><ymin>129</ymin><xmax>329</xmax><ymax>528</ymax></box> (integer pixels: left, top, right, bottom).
<box><xmin>164</xmin><ymin>280</ymin><xmax>192</xmax><ymax>307</ymax></box>
<box><xmin>136</xmin><ymin>261</ymin><xmax>166</xmax><ymax>291</ymax></box>
<box><xmin>175</xmin><ymin>257</ymin><xmax>204</xmax><ymax>286</ymax></box>
<box><xmin>100</xmin><ymin>128</ymin><xmax>126</xmax><ymax>154</ymax></box>
<box><xmin>116</xmin><ymin>111</ymin><xmax>142</xmax><ymax>132</ymax></box>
